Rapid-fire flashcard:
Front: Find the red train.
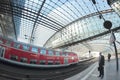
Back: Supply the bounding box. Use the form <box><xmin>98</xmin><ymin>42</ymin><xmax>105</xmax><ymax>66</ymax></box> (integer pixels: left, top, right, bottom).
<box><xmin>0</xmin><ymin>36</ymin><xmax>79</xmax><ymax>68</ymax></box>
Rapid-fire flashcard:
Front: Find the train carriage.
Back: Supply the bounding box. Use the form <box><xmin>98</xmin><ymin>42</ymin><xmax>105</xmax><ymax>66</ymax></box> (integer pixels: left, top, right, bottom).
<box><xmin>0</xmin><ymin>36</ymin><xmax>79</xmax><ymax>68</ymax></box>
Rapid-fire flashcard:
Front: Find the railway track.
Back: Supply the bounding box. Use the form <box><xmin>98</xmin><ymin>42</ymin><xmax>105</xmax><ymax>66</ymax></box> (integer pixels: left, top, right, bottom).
<box><xmin>0</xmin><ymin>58</ymin><xmax>96</xmax><ymax>80</ymax></box>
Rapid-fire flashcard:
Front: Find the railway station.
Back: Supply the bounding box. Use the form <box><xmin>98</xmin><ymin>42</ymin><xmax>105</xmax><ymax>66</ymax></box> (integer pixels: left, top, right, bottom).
<box><xmin>0</xmin><ymin>0</ymin><xmax>120</xmax><ymax>80</ymax></box>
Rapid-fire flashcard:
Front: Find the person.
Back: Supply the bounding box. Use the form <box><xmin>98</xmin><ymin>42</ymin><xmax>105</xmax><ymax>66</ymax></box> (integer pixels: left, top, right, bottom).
<box><xmin>108</xmin><ymin>53</ymin><xmax>111</xmax><ymax>62</ymax></box>
<box><xmin>98</xmin><ymin>52</ymin><xmax>105</xmax><ymax>79</ymax></box>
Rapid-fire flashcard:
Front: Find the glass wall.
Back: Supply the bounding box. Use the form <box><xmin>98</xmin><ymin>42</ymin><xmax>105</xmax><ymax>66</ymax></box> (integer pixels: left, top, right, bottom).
<box><xmin>110</xmin><ymin>0</ymin><xmax>120</xmax><ymax>16</ymax></box>
<box><xmin>44</xmin><ymin>11</ymin><xmax>120</xmax><ymax>48</ymax></box>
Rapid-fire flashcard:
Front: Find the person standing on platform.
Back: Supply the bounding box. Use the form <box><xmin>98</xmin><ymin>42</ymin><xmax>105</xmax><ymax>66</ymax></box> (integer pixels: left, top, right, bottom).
<box><xmin>98</xmin><ymin>52</ymin><xmax>105</xmax><ymax>79</ymax></box>
<box><xmin>108</xmin><ymin>53</ymin><xmax>111</xmax><ymax>62</ymax></box>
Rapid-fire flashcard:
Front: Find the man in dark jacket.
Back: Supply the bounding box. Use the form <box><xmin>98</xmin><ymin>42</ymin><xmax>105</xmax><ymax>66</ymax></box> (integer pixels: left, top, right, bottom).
<box><xmin>108</xmin><ymin>53</ymin><xmax>111</xmax><ymax>62</ymax></box>
<box><xmin>98</xmin><ymin>52</ymin><xmax>105</xmax><ymax>79</ymax></box>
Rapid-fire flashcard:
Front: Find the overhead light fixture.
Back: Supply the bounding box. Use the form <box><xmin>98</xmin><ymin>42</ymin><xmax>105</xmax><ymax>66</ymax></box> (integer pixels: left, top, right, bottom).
<box><xmin>107</xmin><ymin>0</ymin><xmax>111</xmax><ymax>5</ymax></box>
<box><xmin>91</xmin><ymin>0</ymin><xmax>105</xmax><ymax>20</ymax></box>
<box><xmin>92</xmin><ymin>0</ymin><xmax>96</xmax><ymax>4</ymax></box>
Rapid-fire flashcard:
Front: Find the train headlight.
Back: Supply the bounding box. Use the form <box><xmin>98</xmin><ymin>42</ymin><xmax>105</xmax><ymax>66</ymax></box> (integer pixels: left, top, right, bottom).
<box><xmin>72</xmin><ymin>57</ymin><xmax>74</xmax><ymax>60</ymax></box>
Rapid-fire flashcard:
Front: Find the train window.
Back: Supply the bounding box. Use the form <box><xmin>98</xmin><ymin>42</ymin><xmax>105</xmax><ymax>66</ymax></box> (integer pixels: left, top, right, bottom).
<box><xmin>62</xmin><ymin>53</ymin><xmax>66</xmax><ymax>56</ymax></box>
<box><xmin>31</xmin><ymin>47</ymin><xmax>38</xmax><ymax>53</ymax></box>
<box><xmin>65</xmin><ymin>53</ymin><xmax>68</xmax><ymax>56</ymax></box>
<box><xmin>30</xmin><ymin>59</ymin><xmax>37</xmax><ymax>64</ymax></box>
<box><xmin>55</xmin><ymin>61</ymin><xmax>60</xmax><ymax>65</ymax></box>
<box><xmin>0</xmin><ymin>39</ymin><xmax>3</xmax><ymax>44</ymax></box>
<box><xmin>0</xmin><ymin>39</ymin><xmax>2</xmax><ymax>43</ymax></box>
<box><xmin>48</xmin><ymin>50</ymin><xmax>54</xmax><ymax>56</ymax></box>
<box><xmin>55</xmin><ymin>52</ymin><xmax>60</xmax><ymax>56</ymax></box>
<box><xmin>10</xmin><ymin>55</ymin><xmax>18</xmax><ymax>61</ymax></box>
<box><xmin>0</xmin><ymin>39</ymin><xmax>4</xmax><ymax>43</ymax></box>
<box><xmin>13</xmin><ymin>43</ymin><xmax>20</xmax><ymax>49</ymax></box>
<box><xmin>48</xmin><ymin>60</ymin><xmax>53</xmax><ymax>65</ymax></box>
<box><xmin>64</xmin><ymin>58</ymin><xmax>68</xmax><ymax>64</ymax></box>
<box><xmin>40</xmin><ymin>49</ymin><xmax>46</xmax><ymax>55</ymax></box>
<box><xmin>5</xmin><ymin>40</ymin><xmax>11</xmax><ymax>46</ymax></box>
<box><xmin>20</xmin><ymin>57</ymin><xmax>27</xmax><ymax>63</ymax></box>
<box><xmin>39</xmin><ymin>60</ymin><xmax>46</xmax><ymax>65</ymax></box>
<box><xmin>22</xmin><ymin>44</ymin><xmax>29</xmax><ymax>51</ymax></box>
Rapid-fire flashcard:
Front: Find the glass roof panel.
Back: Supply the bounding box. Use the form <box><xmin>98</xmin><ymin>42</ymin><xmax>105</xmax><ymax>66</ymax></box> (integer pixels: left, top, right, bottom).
<box><xmin>1</xmin><ymin>0</ymin><xmax>118</xmax><ymax>54</ymax></box>
<box><xmin>44</xmin><ymin>10</ymin><xmax>120</xmax><ymax>48</ymax></box>
<box><xmin>17</xmin><ymin>18</ymin><xmax>34</xmax><ymax>43</ymax></box>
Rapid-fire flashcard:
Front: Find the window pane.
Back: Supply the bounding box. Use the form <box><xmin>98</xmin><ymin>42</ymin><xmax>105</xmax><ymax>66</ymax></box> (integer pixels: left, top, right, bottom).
<box><xmin>30</xmin><ymin>59</ymin><xmax>37</xmax><ymax>64</ymax></box>
<box><xmin>62</xmin><ymin>53</ymin><xmax>66</xmax><ymax>56</ymax></box>
<box><xmin>48</xmin><ymin>60</ymin><xmax>53</xmax><ymax>65</ymax></box>
<box><xmin>39</xmin><ymin>60</ymin><xmax>46</xmax><ymax>64</ymax></box>
<box><xmin>55</xmin><ymin>61</ymin><xmax>60</xmax><ymax>64</ymax></box>
<box><xmin>56</xmin><ymin>52</ymin><xmax>60</xmax><ymax>56</ymax></box>
<box><xmin>5</xmin><ymin>40</ymin><xmax>11</xmax><ymax>46</ymax></box>
<box><xmin>14</xmin><ymin>42</ymin><xmax>20</xmax><ymax>49</ymax></box>
<box><xmin>65</xmin><ymin>53</ymin><xmax>68</xmax><ymax>56</ymax></box>
<box><xmin>20</xmin><ymin>57</ymin><xmax>27</xmax><ymax>63</ymax></box>
<box><xmin>23</xmin><ymin>44</ymin><xmax>29</xmax><ymax>51</ymax></box>
<box><xmin>10</xmin><ymin>54</ymin><xmax>18</xmax><ymax>61</ymax></box>
<box><xmin>64</xmin><ymin>58</ymin><xmax>68</xmax><ymax>64</ymax></box>
<box><xmin>31</xmin><ymin>47</ymin><xmax>38</xmax><ymax>53</ymax></box>
<box><xmin>0</xmin><ymin>39</ymin><xmax>4</xmax><ymax>44</ymax></box>
<box><xmin>48</xmin><ymin>50</ymin><xmax>54</xmax><ymax>56</ymax></box>
<box><xmin>40</xmin><ymin>49</ymin><xmax>46</xmax><ymax>55</ymax></box>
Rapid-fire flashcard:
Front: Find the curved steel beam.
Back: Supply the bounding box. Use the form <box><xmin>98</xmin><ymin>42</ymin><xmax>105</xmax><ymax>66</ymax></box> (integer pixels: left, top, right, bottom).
<box><xmin>44</xmin><ymin>9</ymin><xmax>114</xmax><ymax>47</ymax></box>
<box><xmin>0</xmin><ymin>2</ymin><xmax>63</xmax><ymax>31</ymax></box>
<box><xmin>30</xmin><ymin>0</ymin><xmax>46</xmax><ymax>43</ymax></box>
<box><xmin>55</xmin><ymin>26</ymin><xmax>120</xmax><ymax>48</ymax></box>
<box><xmin>62</xmin><ymin>9</ymin><xmax>114</xmax><ymax>30</ymax></box>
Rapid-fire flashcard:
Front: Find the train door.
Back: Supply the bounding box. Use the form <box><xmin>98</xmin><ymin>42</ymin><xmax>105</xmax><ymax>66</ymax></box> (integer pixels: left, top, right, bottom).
<box><xmin>64</xmin><ymin>58</ymin><xmax>68</xmax><ymax>64</ymax></box>
<box><xmin>0</xmin><ymin>46</ymin><xmax>5</xmax><ymax>57</ymax></box>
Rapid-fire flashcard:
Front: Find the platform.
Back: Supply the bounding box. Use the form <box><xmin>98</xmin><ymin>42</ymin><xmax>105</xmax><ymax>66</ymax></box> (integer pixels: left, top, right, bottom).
<box><xmin>65</xmin><ymin>58</ymin><xmax>120</xmax><ymax>80</ymax></box>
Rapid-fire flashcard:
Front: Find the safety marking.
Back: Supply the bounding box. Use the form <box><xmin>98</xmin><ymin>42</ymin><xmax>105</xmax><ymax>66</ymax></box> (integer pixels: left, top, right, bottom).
<box><xmin>81</xmin><ymin>63</ymin><xmax>97</xmax><ymax>80</ymax></box>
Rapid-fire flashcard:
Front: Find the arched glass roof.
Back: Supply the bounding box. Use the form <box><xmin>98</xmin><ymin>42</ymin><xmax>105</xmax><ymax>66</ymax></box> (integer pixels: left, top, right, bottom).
<box><xmin>0</xmin><ymin>0</ymin><xmax>120</xmax><ymax>55</ymax></box>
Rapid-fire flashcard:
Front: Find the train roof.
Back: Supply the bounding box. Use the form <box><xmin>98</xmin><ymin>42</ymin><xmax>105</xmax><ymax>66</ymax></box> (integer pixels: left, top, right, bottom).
<box><xmin>0</xmin><ymin>36</ymin><xmax>75</xmax><ymax>54</ymax></box>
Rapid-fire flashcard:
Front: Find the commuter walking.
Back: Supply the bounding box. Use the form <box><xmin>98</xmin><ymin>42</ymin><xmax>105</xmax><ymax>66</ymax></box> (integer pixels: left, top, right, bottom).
<box><xmin>108</xmin><ymin>53</ymin><xmax>111</xmax><ymax>62</ymax></box>
<box><xmin>98</xmin><ymin>52</ymin><xmax>105</xmax><ymax>79</ymax></box>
